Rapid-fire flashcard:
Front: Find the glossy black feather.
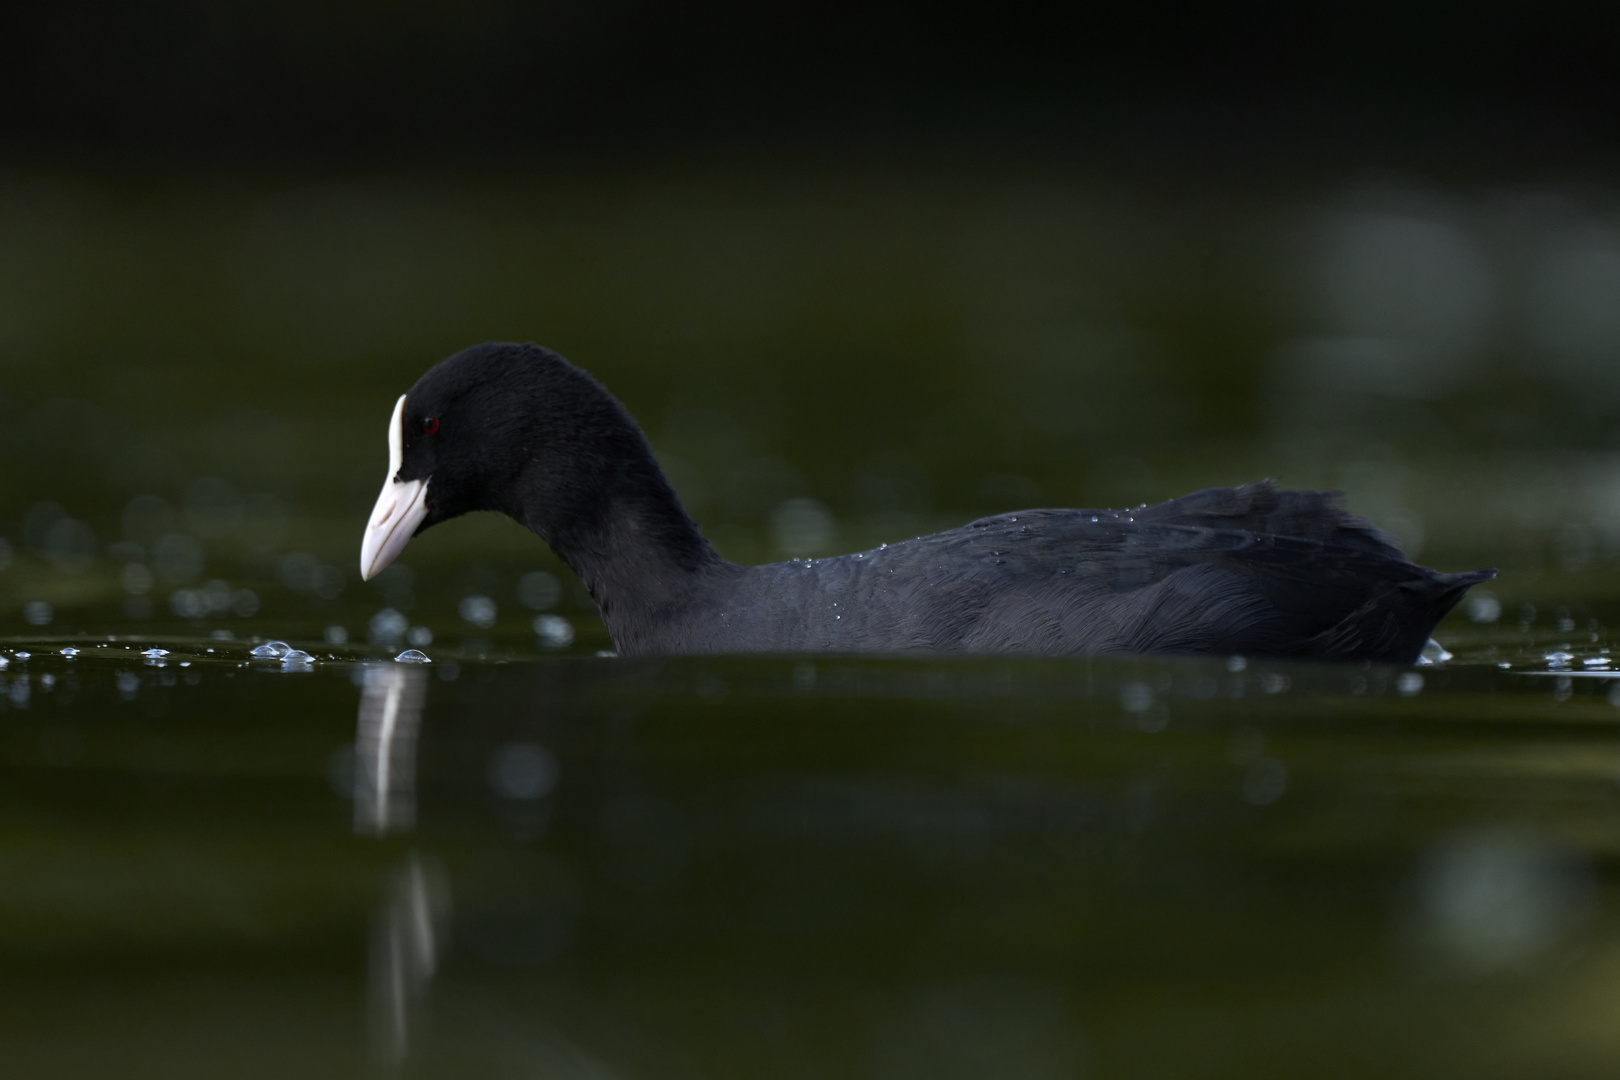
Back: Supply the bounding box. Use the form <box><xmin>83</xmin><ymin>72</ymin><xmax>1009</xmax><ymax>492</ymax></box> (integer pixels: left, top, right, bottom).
<box><xmin>394</xmin><ymin>342</ymin><xmax>1493</xmax><ymax>662</ymax></box>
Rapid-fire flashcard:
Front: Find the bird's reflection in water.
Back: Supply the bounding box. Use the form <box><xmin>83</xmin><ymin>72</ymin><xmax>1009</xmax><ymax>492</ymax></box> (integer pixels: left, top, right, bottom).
<box><xmin>352</xmin><ymin>664</ymin><xmax>450</xmax><ymax>1065</ymax></box>
<box><xmin>369</xmin><ymin>853</ymin><xmax>452</xmax><ymax>1067</ymax></box>
<box><xmin>353</xmin><ymin>664</ymin><xmax>427</xmax><ymax>835</ymax></box>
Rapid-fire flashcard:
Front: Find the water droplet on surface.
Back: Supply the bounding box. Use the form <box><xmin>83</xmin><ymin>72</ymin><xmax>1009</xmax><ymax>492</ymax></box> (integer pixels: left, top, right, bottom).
<box><xmin>250</xmin><ymin>641</ymin><xmax>291</xmax><ymax>658</ymax></box>
<box><xmin>1545</xmin><ymin>651</ymin><xmax>1575</xmax><ymax>669</ymax></box>
<box><xmin>1417</xmin><ymin>639</ymin><xmax>1453</xmax><ymax>665</ymax></box>
<box><xmin>393</xmin><ymin>649</ymin><xmax>431</xmax><ymax>664</ymax></box>
<box><xmin>141</xmin><ymin>648</ymin><xmax>169</xmax><ymax>658</ymax></box>
<box><xmin>59</xmin><ymin>647</ymin><xmax>78</xmax><ymax>658</ymax></box>
<box><xmin>14</xmin><ymin>652</ymin><xmax>30</xmax><ymax>660</ymax></box>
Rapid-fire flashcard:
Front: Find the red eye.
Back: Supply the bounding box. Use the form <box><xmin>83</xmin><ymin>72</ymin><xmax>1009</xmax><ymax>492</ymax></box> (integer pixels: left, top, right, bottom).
<box><xmin>422</xmin><ymin>417</ymin><xmax>439</xmax><ymax>435</ymax></box>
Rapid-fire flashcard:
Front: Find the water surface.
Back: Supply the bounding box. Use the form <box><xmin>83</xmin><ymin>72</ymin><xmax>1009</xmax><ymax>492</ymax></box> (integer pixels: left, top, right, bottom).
<box><xmin>2</xmin><ymin>625</ymin><xmax>1618</xmax><ymax>1079</ymax></box>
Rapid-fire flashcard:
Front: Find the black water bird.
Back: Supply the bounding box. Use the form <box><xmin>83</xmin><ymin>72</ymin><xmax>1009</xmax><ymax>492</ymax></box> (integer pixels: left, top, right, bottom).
<box><xmin>360</xmin><ymin>343</ymin><xmax>1493</xmax><ymax>662</ymax></box>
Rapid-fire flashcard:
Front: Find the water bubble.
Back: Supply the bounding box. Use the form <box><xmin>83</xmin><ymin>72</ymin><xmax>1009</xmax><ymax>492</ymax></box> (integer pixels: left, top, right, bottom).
<box><xmin>23</xmin><ymin>601</ymin><xmax>53</xmax><ymax>627</ymax></box>
<box><xmin>488</xmin><ymin>743</ymin><xmax>558</xmax><ymax>800</ymax></box>
<box><xmin>14</xmin><ymin>651</ymin><xmax>30</xmax><ymax>660</ymax></box>
<box><xmin>1582</xmin><ymin>656</ymin><xmax>1611</xmax><ymax>668</ymax></box>
<box><xmin>281</xmin><ymin>649</ymin><xmax>314</xmax><ymax>663</ymax></box>
<box><xmin>142</xmin><ymin>648</ymin><xmax>169</xmax><ymax>658</ymax></box>
<box><xmin>534</xmin><ymin>614</ymin><xmax>574</xmax><ymax>649</ymax></box>
<box><xmin>406</xmin><ymin>626</ymin><xmax>433</xmax><ymax>648</ymax></box>
<box><xmin>1417</xmin><ymin>638</ymin><xmax>1453</xmax><ymax>665</ymax></box>
<box><xmin>517</xmin><ymin>570</ymin><xmax>562</xmax><ymax>611</ymax></box>
<box><xmin>0</xmin><ymin>657</ymin><xmax>9</xmax><ymax>669</ymax></box>
<box><xmin>1544</xmin><ymin>651</ymin><xmax>1575</xmax><ymax>669</ymax></box>
<box><xmin>458</xmin><ymin>594</ymin><xmax>498</xmax><ymax>629</ymax></box>
<box><xmin>58</xmin><ymin>647</ymin><xmax>78</xmax><ymax>658</ymax></box>
<box><xmin>323</xmin><ymin>625</ymin><xmax>349</xmax><ymax>645</ymax></box>
<box><xmin>250</xmin><ymin>641</ymin><xmax>291</xmax><ymax>658</ymax></box>
<box><xmin>393</xmin><ymin>649</ymin><xmax>431</xmax><ymax>664</ymax></box>
<box><xmin>1396</xmin><ymin>672</ymin><xmax>1425</xmax><ymax>696</ymax></box>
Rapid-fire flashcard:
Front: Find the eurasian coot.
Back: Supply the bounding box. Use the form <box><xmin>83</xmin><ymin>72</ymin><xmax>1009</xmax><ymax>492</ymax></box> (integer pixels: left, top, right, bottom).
<box><xmin>359</xmin><ymin>342</ymin><xmax>1492</xmax><ymax>661</ymax></box>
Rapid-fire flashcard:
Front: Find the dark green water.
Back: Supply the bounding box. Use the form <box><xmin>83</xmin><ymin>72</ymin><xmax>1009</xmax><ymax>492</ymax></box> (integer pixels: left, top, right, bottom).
<box><xmin>2</xmin><ymin>631</ymin><xmax>1620</xmax><ymax>1078</ymax></box>
<box><xmin>6</xmin><ymin>159</ymin><xmax>1620</xmax><ymax>1075</ymax></box>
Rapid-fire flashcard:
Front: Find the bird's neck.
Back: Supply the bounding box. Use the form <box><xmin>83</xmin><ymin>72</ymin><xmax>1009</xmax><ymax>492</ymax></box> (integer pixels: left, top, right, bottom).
<box><xmin>515</xmin><ymin>443</ymin><xmax>724</xmax><ymax>649</ymax></box>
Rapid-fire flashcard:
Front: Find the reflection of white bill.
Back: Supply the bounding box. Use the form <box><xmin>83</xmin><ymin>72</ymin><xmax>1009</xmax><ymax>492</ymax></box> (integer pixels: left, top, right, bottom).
<box><xmin>354</xmin><ymin>664</ymin><xmax>428</xmax><ymax>835</ymax></box>
<box><xmin>369</xmin><ymin>852</ymin><xmax>451</xmax><ymax>1066</ymax></box>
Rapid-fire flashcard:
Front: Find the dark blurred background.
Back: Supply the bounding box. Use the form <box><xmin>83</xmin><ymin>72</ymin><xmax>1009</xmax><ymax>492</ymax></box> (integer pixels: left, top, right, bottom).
<box><xmin>3</xmin><ymin>0</ymin><xmax>1620</xmax><ymax>641</ymax></box>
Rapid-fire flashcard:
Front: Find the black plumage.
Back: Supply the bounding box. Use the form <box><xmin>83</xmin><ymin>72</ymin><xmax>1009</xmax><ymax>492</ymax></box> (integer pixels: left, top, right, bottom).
<box><xmin>369</xmin><ymin>342</ymin><xmax>1493</xmax><ymax>662</ymax></box>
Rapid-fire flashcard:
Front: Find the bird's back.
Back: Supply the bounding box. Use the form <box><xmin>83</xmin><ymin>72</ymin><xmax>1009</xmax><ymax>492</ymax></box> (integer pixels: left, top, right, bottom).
<box><xmin>668</xmin><ymin>481</ymin><xmax>1490</xmax><ymax>662</ymax></box>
